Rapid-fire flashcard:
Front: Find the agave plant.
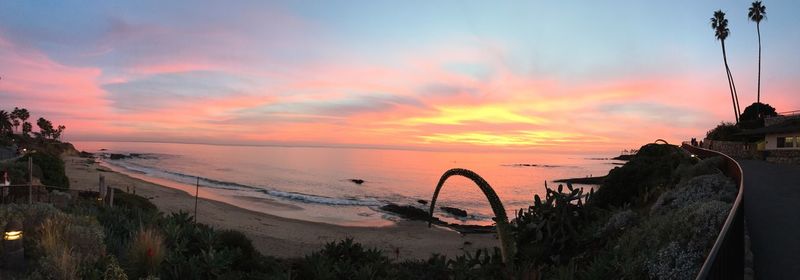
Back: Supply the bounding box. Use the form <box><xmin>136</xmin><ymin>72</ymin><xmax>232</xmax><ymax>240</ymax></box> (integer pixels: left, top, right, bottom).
<box><xmin>428</xmin><ymin>168</ymin><xmax>516</xmax><ymax>264</ymax></box>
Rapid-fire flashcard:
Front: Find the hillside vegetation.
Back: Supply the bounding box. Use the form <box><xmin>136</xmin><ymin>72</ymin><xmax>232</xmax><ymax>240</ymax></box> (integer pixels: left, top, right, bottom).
<box><xmin>0</xmin><ymin>143</ymin><xmax>735</xmax><ymax>279</ymax></box>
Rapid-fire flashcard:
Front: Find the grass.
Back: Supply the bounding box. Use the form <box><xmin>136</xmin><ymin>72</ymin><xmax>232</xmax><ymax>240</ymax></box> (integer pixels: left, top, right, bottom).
<box><xmin>127</xmin><ymin>227</ymin><xmax>165</xmax><ymax>279</ymax></box>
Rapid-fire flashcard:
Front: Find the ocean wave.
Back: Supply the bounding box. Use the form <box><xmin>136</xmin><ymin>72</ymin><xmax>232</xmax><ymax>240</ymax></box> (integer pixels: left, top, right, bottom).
<box><xmin>104</xmin><ymin>160</ymin><xmax>384</xmax><ymax>207</ymax></box>
<box><xmin>258</xmin><ymin>189</ymin><xmax>383</xmax><ymax>206</ymax></box>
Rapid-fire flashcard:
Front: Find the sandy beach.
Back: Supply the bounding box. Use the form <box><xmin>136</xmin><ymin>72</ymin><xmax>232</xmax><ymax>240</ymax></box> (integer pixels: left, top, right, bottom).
<box><xmin>63</xmin><ymin>156</ymin><xmax>498</xmax><ymax>260</ymax></box>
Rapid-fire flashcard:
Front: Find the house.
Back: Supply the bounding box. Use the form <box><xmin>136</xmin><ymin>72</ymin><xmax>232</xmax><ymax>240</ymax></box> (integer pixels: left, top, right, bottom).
<box><xmin>739</xmin><ymin>111</ymin><xmax>800</xmax><ymax>164</ymax></box>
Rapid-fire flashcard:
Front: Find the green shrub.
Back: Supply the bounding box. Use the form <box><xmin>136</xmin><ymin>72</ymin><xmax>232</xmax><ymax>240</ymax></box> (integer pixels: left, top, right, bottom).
<box><xmin>0</xmin><ymin>161</ymin><xmax>29</xmax><ymax>184</ymax></box>
<box><xmin>214</xmin><ymin>229</ymin><xmax>269</xmax><ymax>273</ymax></box>
<box><xmin>103</xmin><ymin>257</ymin><xmax>129</xmax><ymax>280</ymax></box>
<box><xmin>1</xmin><ymin>204</ymin><xmax>112</xmax><ymax>280</ymax></box>
<box><xmin>19</xmin><ymin>152</ymin><xmax>69</xmax><ymax>188</ymax></box>
<box><xmin>113</xmin><ymin>189</ymin><xmax>158</xmax><ymax>213</ymax></box>
<box><xmin>296</xmin><ymin>238</ymin><xmax>391</xmax><ymax>280</ymax></box>
<box><xmin>215</xmin><ymin>229</ymin><xmax>257</xmax><ymax>257</ymax></box>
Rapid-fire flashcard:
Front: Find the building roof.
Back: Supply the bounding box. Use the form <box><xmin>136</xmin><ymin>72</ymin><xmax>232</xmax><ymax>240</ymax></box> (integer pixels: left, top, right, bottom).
<box><xmin>739</xmin><ymin>118</ymin><xmax>800</xmax><ymax>136</ymax></box>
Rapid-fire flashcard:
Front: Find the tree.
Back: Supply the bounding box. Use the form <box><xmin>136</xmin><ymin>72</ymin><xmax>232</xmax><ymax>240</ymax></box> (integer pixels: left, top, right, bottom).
<box><xmin>706</xmin><ymin>122</ymin><xmax>743</xmax><ymax>141</ymax></box>
<box><xmin>0</xmin><ymin>110</ymin><xmax>12</xmax><ymax>135</ymax></box>
<box><xmin>10</xmin><ymin>107</ymin><xmax>29</xmax><ymax>133</ymax></box>
<box><xmin>37</xmin><ymin>117</ymin><xmax>54</xmax><ymax>139</ymax></box>
<box><xmin>53</xmin><ymin>125</ymin><xmax>66</xmax><ymax>140</ymax></box>
<box><xmin>748</xmin><ymin>1</ymin><xmax>766</xmax><ymax>106</ymax></box>
<box><xmin>739</xmin><ymin>102</ymin><xmax>777</xmax><ymax>129</ymax></box>
<box><xmin>711</xmin><ymin>10</ymin><xmax>741</xmax><ymax>123</ymax></box>
<box><xmin>22</xmin><ymin>122</ymin><xmax>32</xmax><ymax>136</ymax></box>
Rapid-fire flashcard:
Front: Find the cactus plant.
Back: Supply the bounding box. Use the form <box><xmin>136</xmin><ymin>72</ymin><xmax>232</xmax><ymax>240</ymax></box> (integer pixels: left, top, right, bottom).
<box><xmin>513</xmin><ymin>182</ymin><xmax>594</xmax><ymax>265</ymax></box>
<box><xmin>427</xmin><ymin>168</ymin><xmax>516</xmax><ymax>264</ymax></box>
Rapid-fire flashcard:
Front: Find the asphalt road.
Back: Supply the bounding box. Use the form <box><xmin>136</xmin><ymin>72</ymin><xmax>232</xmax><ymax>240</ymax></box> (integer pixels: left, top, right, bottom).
<box><xmin>740</xmin><ymin>160</ymin><xmax>800</xmax><ymax>279</ymax></box>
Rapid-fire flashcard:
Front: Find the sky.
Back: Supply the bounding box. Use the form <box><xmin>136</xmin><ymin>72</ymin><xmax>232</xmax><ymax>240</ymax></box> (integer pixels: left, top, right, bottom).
<box><xmin>1</xmin><ymin>0</ymin><xmax>799</xmax><ymax>153</ymax></box>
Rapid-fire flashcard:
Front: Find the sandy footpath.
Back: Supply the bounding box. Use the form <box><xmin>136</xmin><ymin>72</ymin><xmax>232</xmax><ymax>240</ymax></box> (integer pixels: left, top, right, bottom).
<box><xmin>63</xmin><ymin>156</ymin><xmax>498</xmax><ymax>260</ymax></box>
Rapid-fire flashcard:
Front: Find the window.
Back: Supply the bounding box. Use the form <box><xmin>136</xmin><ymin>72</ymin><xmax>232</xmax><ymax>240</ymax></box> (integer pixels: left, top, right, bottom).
<box><xmin>777</xmin><ymin>136</ymin><xmax>798</xmax><ymax>148</ymax></box>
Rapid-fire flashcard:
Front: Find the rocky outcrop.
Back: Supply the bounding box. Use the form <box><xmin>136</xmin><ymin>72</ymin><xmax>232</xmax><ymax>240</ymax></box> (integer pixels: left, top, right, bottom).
<box><xmin>440</xmin><ymin>206</ymin><xmax>468</xmax><ymax>217</ymax></box>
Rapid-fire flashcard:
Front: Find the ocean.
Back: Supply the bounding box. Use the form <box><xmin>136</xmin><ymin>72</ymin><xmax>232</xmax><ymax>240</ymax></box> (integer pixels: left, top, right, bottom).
<box><xmin>73</xmin><ymin>141</ymin><xmax>619</xmax><ymax>226</ymax></box>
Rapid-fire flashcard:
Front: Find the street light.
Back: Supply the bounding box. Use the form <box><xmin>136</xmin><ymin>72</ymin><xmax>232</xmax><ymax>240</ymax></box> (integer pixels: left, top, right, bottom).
<box><xmin>3</xmin><ymin>230</ymin><xmax>21</xmax><ymax>241</ymax></box>
<box><xmin>3</xmin><ymin>217</ymin><xmax>25</xmax><ymax>271</ymax></box>
<box><xmin>4</xmin><ymin>218</ymin><xmax>22</xmax><ymax>241</ymax></box>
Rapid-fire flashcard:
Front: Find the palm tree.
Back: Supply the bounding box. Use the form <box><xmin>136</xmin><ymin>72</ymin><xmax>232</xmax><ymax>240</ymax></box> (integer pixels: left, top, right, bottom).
<box><xmin>0</xmin><ymin>110</ymin><xmax>12</xmax><ymax>135</ymax></box>
<box><xmin>10</xmin><ymin>107</ymin><xmax>28</xmax><ymax>133</ymax></box>
<box><xmin>711</xmin><ymin>10</ymin><xmax>741</xmax><ymax>123</ymax></box>
<box><xmin>748</xmin><ymin>1</ymin><xmax>766</xmax><ymax>108</ymax></box>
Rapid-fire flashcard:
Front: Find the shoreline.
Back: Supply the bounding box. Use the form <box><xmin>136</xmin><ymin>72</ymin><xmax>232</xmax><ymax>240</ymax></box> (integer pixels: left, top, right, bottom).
<box><xmin>63</xmin><ymin>156</ymin><xmax>498</xmax><ymax>260</ymax></box>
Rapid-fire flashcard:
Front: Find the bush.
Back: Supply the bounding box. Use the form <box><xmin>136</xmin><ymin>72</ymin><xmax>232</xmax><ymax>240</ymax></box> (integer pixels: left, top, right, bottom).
<box><xmin>296</xmin><ymin>238</ymin><xmax>391</xmax><ymax>280</ymax></box>
<box><xmin>0</xmin><ymin>204</ymin><xmax>114</xmax><ymax>280</ymax></box>
<box><xmin>738</xmin><ymin>102</ymin><xmax>778</xmax><ymax>129</ymax></box>
<box><xmin>113</xmin><ymin>189</ymin><xmax>158</xmax><ymax>213</ymax></box>
<box><xmin>215</xmin><ymin>229</ymin><xmax>268</xmax><ymax>272</ymax></box>
<box><xmin>705</xmin><ymin>122</ymin><xmax>743</xmax><ymax>141</ymax></box>
<box><xmin>591</xmin><ymin>143</ymin><xmax>691</xmax><ymax>208</ymax></box>
<box><xmin>19</xmin><ymin>152</ymin><xmax>69</xmax><ymax>188</ymax></box>
<box><xmin>0</xmin><ymin>161</ymin><xmax>29</xmax><ymax>184</ymax></box>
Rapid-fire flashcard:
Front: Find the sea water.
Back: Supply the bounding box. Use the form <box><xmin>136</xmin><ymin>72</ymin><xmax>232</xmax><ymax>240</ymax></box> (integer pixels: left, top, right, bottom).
<box><xmin>73</xmin><ymin>141</ymin><xmax>618</xmax><ymax>226</ymax></box>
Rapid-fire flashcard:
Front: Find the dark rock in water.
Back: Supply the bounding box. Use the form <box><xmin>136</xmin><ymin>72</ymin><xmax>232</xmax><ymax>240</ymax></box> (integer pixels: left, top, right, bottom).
<box><xmin>440</xmin><ymin>206</ymin><xmax>468</xmax><ymax>217</ymax></box>
<box><xmin>79</xmin><ymin>151</ymin><xmax>94</xmax><ymax>158</ymax></box>
<box><xmin>130</xmin><ymin>153</ymin><xmax>142</xmax><ymax>158</ymax></box>
<box><xmin>417</xmin><ymin>199</ymin><xmax>428</xmax><ymax>205</ymax></box>
<box><xmin>99</xmin><ymin>148</ymin><xmax>107</xmax><ymax>151</ymax></box>
<box><xmin>612</xmin><ymin>154</ymin><xmax>635</xmax><ymax>161</ymax></box>
<box><xmin>507</xmin><ymin>163</ymin><xmax>562</xmax><ymax>168</ymax></box>
<box><xmin>349</xmin><ymin>179</ymin><xmax>365</xmax><ymax>185</ymax></box>
<box><xmin>447</xmin><ymin>224</ymin><xmax>496</xmax><ymax>234</ymax></box>
<box><xmin>380</xmin><ymin>204</ymin><xmax>434</xmax><ymax>221</ymax></box>
<box><xmin>380</xmin><ymin>204</ymin><xmax>496</xmax><ymax>235</ymax></box>
<box><xmin>554</xmin><ymin>175</ymin><xmax>607</xmax><ymax>185</ymax></box>
<box><xmin>109</xmin><ymin>153</ymin><xmax>128</xmax><ymax>160</ymax></box>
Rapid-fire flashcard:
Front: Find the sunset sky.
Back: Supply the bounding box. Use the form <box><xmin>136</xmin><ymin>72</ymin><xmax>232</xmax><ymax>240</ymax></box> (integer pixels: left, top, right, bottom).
<box><xmin>1</xmin><ymin>1</ymin><xmax>799</xmax><ymax>153</ymax></box>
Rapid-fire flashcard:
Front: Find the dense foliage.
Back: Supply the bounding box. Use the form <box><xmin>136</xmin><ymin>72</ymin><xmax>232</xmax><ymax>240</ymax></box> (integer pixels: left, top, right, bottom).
<box><xmin>591</xmin><ymin>143</ymin><xmax>692</xmax><ymax>208</ymax></box>
<box><xmin>20</xmin><ymin>152</ymin><xmax>70</xmax><ymax>188</ymax></box>
<box><xmin>513</xmin><ymin>183</ymin><xmax>594</xmax><ymax>266</ymax></box>
<box><xmin>706</xmin><ymin>122</ymin><xmax>744</xmax><ymax>141</ymax></box>
<box><xmin>738</xmin><ymin>102</ymin><xmax>778</xmax><ymax>129</ymax></box>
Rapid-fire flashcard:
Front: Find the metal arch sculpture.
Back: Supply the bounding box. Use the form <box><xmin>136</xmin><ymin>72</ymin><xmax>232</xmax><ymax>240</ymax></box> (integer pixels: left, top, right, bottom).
<box><xmin>654</xmin><ymin>139</ymin><xmax>670</xmax><ymax>145</ymax></box>
<box><xmin>427</xmin><ymin>168</ymin><xmax>516</xmax><ymax>264</ymax></box>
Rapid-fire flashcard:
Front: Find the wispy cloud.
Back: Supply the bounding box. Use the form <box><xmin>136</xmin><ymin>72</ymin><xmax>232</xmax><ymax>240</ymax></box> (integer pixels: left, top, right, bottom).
<box><xmin>2</xmin><ymin>1</ymin><xmax>800</xmax><ymax>152</ymax></box>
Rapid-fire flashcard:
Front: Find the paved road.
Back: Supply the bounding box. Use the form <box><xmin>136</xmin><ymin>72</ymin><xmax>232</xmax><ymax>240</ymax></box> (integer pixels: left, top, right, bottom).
<box><xmin>740</xmin><ymin>160</ymin><xmax>800</xmax><ymax>279</ymax></box>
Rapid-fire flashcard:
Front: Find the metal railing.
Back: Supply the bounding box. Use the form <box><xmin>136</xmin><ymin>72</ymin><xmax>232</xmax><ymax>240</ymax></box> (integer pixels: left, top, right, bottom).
<box><xmin>777</xmin><ymin>110</ymin><xmax>800</xmax><ymax>117</ymax></box>
<box><xmin>1</xmin><ymin>184</ymin><xmax>107</xmax><ymax>205</ymax></box>
<box><xmin>683</xmin><ymin>143</ymin><xmax>745</xmax><ymax>280</ymax></box>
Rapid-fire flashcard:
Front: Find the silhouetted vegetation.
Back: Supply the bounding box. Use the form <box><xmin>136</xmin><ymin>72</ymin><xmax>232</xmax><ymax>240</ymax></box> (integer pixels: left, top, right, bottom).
<box><xmin>21</xmin><ymin>152</ymin><xmax>70</xmax><ymax>188</ymax></box>
<box><xmin>424</xmin><ymin>142</ymin><xmax>734</xmax><ymax>278</ymax></box>
<box><xmin>591</xmin><ymin>143</ymin><xmax>691</xmax><ymax>208</ymax></box>
<box><xmin>711</xmin><ymin>10</ymin><xmax>741</xmax><ymax>123</ymax></box>
<box><xmin>748</xmin><ymin>1</ymin><xmax>767</xmax><ymax>105</ymax></box>
<box><xmin>706</xmin><ymin>122</ymin><xmax>744</xmax><ymax>141</ymax></box>
<box><xmin>739</xmin><ymin>102</ymin><xmax>777</xmax><ymax>129</ymax></box>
